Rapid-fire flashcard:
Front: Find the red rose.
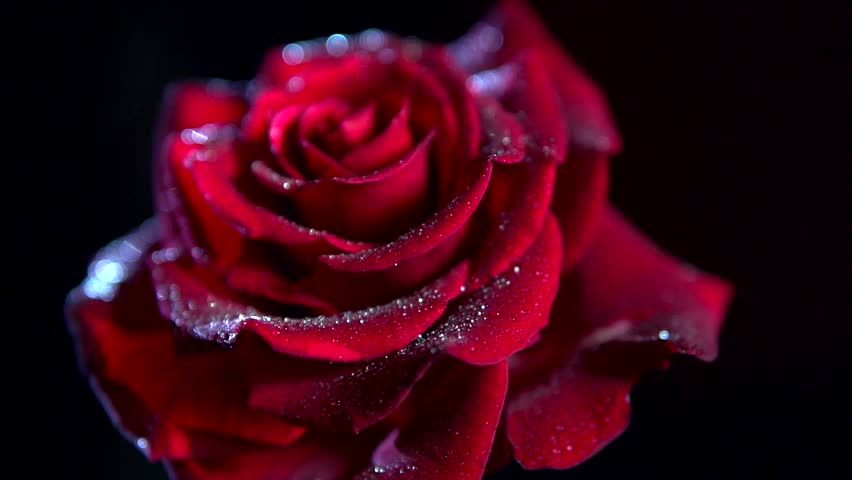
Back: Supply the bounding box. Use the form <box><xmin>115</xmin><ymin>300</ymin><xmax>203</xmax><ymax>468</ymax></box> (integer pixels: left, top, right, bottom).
<box><xmin>67</xmin><ymin>1</ymin><xmax>732</xmax><ymax>478</ymax></box>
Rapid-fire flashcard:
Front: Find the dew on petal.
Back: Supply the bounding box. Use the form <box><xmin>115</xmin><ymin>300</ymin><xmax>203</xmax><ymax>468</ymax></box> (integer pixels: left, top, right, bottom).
<box><xmin>326</xmin><ymin>34</ymin><xmax>349</xmax><ymax>56</ymax></box>
<box><xmin>282</xmin><ymin>43</ymin><xmax>305</xmax><ymax>65</ymax></box>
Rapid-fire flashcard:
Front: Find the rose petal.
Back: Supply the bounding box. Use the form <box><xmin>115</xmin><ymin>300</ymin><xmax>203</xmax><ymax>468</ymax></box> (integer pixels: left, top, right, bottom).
<box><xmin>356</xmin><ymin>359</ymin><xmax>508</xmax><ymax>479</ymax></box>
<box><xmin>156</xmin><ymin>123</ymin><xmax>247</xmax><ymax>267</ymax></box>
<box><xmin>340</xmin><ymin>100</ymin><xmax>414</xmax><ymax>174</ymax></box>
<box><xmin>451</xmin><ymin>0</ymin><xmax>621</xmax><ymax>153</ymax></box>
<box><xmin>506</xmin><ymin>355</ymin><xmax>635</xmax><ymax>469</ymax></box>
<box><xmin>444</xmin><ymin>213</ymin><xmax>562</xmax><ymax>365</ymax></box>
<box><xmin>186</xmin><ymin>144</ymin><xmax>372</xmax><ymax>253</ymax></box>
<box><xmin>165</xmin><ymin>432</ymin><xmax>381</xmax><ymax>480</ymax></box>
<box><xmin>573</xmin><ymin>207</ymin><xmax>733</xmax><ymax>359</ymax></box>
<box><xmin>477</xmin><ymin>95</ymin><xmax>525</xmax><ymax>164</ymax></box>
<box><xmin>223</xmin><ymin>262</ymin><xmax>338</xmax><ymax>315</ymax></box>
<box><xmin>266</xmin><ymin>104</ymin><xmax>309</xmax><ymax>179</ymax></box>
<box><xmin>300</xmin><ymin>137</ymin><xmax>356</xmax><ymax>178</ymax></box>
<box><xmin>553</xmin><ymin>148</ymin><xmax>610</xmax><ymax>271</ymax></box>
<box><xmin>247</xmin><ymin>341</ymin><xmax>434</xmax><ymax>432</ymax></box>
<box><xmin>502</xmin><ymin>51</ymin><xmax>569</xmax><ymax>163</ymax></box>
<box><xmin>66</xmin><ymin>223</ymin><xmax>304</xmax><ymax>462</ymax></box>
<box><xmin>337</xmin><ymin>101</ymin><xmax>378</xmax><ymax>148</ymax></box>
<box><xmin>158</xmin><ymin>81</ymin><xmax>247</xmax><ymax>134</ymax></box>
<box><xmin>254</xmin><ymin>131</ymin><xmax>434</xmax><ymax>242</ymax></box>
<box><xmin>150</xmin><ymin>256</ymin><xmax>469</xmax><ymax>362</ymax></box>
<box><xmin>504</xmin><ymin>206</ymin><xmax>732</xmax><ymax>468</ymax></box>
<box><xmin>471</xmin><ymin>157</ymin><xmax>557</xmax><ymax>285</ymax></box>
<box><xmin>319</xmin><ymin>158</ymin><xmax>492</xmax><ymax>271</ymax></box>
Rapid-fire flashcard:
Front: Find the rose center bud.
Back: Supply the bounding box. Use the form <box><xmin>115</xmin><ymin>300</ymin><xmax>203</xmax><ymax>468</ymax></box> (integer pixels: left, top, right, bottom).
<box><xmin>242</xmin><ymin>54</ymin><xmax>456</xmax><ymax>243</ymax></box>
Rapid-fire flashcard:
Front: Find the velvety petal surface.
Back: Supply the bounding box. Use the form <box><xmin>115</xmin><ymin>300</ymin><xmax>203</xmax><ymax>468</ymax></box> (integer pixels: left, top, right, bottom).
<box><xmin>504</xmin><ymin>206</ymin><xmax>732</xmax><ymax>468</ymax></box>
<box><xmin>444</xmin><ymin>213</ymin><xmax>562</xmax><ymax>365</ymax></box>
<box><xmin>356</xmin><ymin>359</ymin><xmax>508</xmax><ymax>479</ymax></box>
<box><xmin>451</xmin><ymin>0</ymin><xmax>621</xmax><ymax>153</ymax></box>
<box><xmin>150</xmin><ymin>255</ymin><xmax>469</xmax><ymax>362</ymax></box>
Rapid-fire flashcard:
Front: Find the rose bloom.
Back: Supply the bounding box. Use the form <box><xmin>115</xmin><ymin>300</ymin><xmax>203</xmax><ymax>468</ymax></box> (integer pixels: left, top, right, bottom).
<box><xmin>67</xmin><ymin>1</ymin><xmax>732</xmax><ymax>478</ymax></box>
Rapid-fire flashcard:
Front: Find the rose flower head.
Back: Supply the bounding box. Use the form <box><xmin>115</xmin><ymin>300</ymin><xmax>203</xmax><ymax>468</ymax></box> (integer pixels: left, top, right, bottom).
<box><xmin>66</xmin><ymin>1</ymin><xmax>732</xmax><ymax>478</ymax></box>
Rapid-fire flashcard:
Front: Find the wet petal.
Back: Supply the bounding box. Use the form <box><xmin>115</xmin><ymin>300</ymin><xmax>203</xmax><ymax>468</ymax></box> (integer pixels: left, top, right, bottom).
<box><xmin>247</xmin><ymin>343</ymin><xmax>434</xmax><ymax>432</ymax></box>
<box><xmin>444</xmin><ymin>214</ymin><xmax>562</xmax><ymax>365</ymax></box>
<box><xmin>150</xmin><ymin>257</ymin><xmax>469</xmax><ymax>362</ymax></box>
<box><xmin>505</xmin><ymin>206</ymin><xmax>732</xmax><ymax>468</ymax></box>
<box><xmin>165</xmin><ymin>432</ymin><xmax>381</xmax><ymax>480</ymax></box>
<box><xmin>451</xmin><ymin>0</ymin><xmax>621</xmax><ymax>153</ymax></box>
<box><xmin>66</xmin><ymin>223</ymin><xmax>304</xmax><ymax>462</ymax></box>
<box><xmin>356</xmin><ymin>360</ymin><xmax>508</xmax><ymax>479</ymax></box>
<box><xmin>472</xmin><ymin>157</ymin><xmax>557</xmax><ymax>285</ymax></box>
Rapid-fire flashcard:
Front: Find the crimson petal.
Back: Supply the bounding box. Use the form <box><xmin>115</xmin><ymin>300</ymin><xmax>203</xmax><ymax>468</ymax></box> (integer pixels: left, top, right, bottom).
<box><xmin>355</xmin><ymin>360</ymin><xmax>508</xmax><ymax>479</ymax></box>
<box><xmin>150</xmin><ymin>257</ymin><xmax>469</xmax><ymax>362</ymax></box>
<box><xmin>451</xmin><ymin>0</ymin><xmax>621</xmax><ymax>153</ymax></box>
<box><xmin>66</xmin><ymin>223</ymin><xmax>304</xmax><ymax>462</ymax></box>
<box><xmin>505</xmin><ymin>206</ymin><xmax>732</xmax><ymax>468</ymax></box>
<box><xmin>506</xmin><ymin>356</ymin><xmax>635</xmax><ymax>469</ymax></box>
<box><xmin>165</xmin><ymin>432</ymin><xmax>381</xmax><ymax>480</ymax></box>
<box><xmin>553</xmin><ymin>148</ymin><xmax>610</xmax><ymax>271</ymax></box>
<box><xmin>186</xmin><ymin>145</ymin><xmax>372</xmax><ymax>252</ymax></box>
<box><xmin>159</xmin><ymin>81</ymin><xmax>247</xmax><ymax>134</ymax></box>
<box><xmin>340</xmin><ymin>100</ymin><xmax>414</xmax><ymax>174</ymax></box>
<box><xmin>444</xmin><ymin>213</ymin><xmax>562</xmax><ymax>365</ymax></box>
<box><xmin>471</xmin><ymin>157</ymin><xmax>557</xmax><ymax>285</ymax></box>
<box><xmin>319</xmin><ymin>159</ymin><xmax>492</xmax><ymax>272</ymax></box>
<box><xmin>247</xmin><ymin>346</ymin><xmax>434</xmax><ymax>432</ymax></box>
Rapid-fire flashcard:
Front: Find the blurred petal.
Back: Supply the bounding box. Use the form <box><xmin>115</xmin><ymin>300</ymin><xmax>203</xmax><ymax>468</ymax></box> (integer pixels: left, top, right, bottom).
<box><xmin>451</xmin><ymin>0</ymin><xmax>621</xmax><ymax>153</ymax></box>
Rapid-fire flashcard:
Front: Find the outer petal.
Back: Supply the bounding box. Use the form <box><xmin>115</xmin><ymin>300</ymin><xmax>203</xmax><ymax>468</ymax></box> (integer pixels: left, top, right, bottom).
<box><xmin>472</xmin><ymin>157</ymin><xmax>557</xmax><ymax>285</ymax></box>
<box><xmin>246</xmin><ymin>341</ymin><xmax>434</xmax><ymax>432</ymax></box>
<box><xmin>356</xmin><ymin>359</ymin><xmax>508</xmax><ymax>479</ymax></box>
<box><xmin>572</xmin><ymin>207</ymin><xmax>733</xmax><ymax>360</ymax></box>
<box><xmin>66</xmin><ymin>223</ymin><xmax>304</xmax><ymax>462</ymax></box>
<box><xmin>444</xmin><ymin>213</ymin><xmax>562</xmax><ymax>365</ymax></box>
<box><xmin>149</xmin><ymin>255</ymin><xmax>469</xmax><ymax>362</ymax></box>
<box><xmin>158</xmin><ymin>81</ymin><xmax>247</xmax><ymax>134</ymax></box>
<box><xmin>451</xmin><ymin>0</ymin><xmax>622</xmax><ymax>153</ymax></box>
<box><xmin>553</xmin><ymin>148</ymin><xmax>610</xmax><ymax>271</ymax></box>
<box><xmin>505</xmin><ymin>206</ymin><xmax>732</xmax><ymax>468</ymax></box>
<box><xmin>165</xmin><ymin>431</ymin><xmax>382</xmax><ymax>480</ymax></box>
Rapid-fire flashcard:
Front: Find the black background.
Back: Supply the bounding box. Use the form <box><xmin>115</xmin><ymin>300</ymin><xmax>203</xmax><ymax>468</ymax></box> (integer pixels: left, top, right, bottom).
<box><xmin>9</xmin><ymin>0</ymin><xmax>849</xmax><ymax>478</ymax></box>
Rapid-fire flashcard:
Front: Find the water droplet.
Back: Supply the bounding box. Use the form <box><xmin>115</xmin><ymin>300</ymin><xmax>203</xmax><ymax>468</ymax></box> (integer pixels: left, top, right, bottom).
<box><xmin>658</xmin><ymin>329</ymin><xmax>670</xmax><ymax>340</ymax></box>
<box><xmin>513</xmin><ymin>265</ymin><xmax>521</xmax><ymax>274</ymax></box>
<box><xmin>282</xmin><ymin>43</ymin><xmax>305</xmax><ymax>65</ymax></box>
<box><xmin>135</xmin><ymin>438</ymin><xmax>149</xmax><ymax>451</ymax></box>
<box><xmin>326</xmin><ymin>34</ymin><xmax>349</xmax><ymax>56</ymax></box>
<box><xmin>93</xmin><ymin>259</ymin><xmax>126</xmax><ymax>284</ymax></box>
<box><xmin>287</xmin><ymin>76</ymin><xmax>305</xmax><ymax>93</ymax></box>
<box><xmin>359</xmin><ymin>28</ymin><xmax>386</xmax><ymax>51</ymax></box>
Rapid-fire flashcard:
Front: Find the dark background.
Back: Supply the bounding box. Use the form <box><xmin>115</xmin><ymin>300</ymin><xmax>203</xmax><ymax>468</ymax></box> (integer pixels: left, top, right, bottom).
<box><xmin>10</xmin><ymin>0</ymin><xmax>849</xmax><ymax>478</ymax></box>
